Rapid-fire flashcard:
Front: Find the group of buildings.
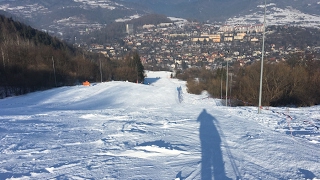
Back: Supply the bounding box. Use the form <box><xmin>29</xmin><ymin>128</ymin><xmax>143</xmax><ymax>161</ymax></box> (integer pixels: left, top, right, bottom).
<box><xmin>85</xmin><ymin>20</ymin><xmax>319</xmax><ymax>71</ymax></box>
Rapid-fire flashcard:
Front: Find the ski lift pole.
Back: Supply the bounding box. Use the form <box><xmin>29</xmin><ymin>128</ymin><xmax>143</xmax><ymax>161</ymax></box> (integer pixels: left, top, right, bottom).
<box><xmin>258</xmin><ymin>0</ymin><xmax>267</xmax><ymax>114</ymax></box>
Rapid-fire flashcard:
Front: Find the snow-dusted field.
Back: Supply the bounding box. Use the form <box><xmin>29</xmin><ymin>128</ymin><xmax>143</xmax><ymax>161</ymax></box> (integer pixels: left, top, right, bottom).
<box><xmin>0</xmin><ymin>71</ymin><xmax>319</xmax><ymax>180</ymax></box>
<box><xmin>226</xmin><ymin>3</ymin><xmax>320</xmax><ymax>28</ymax></box>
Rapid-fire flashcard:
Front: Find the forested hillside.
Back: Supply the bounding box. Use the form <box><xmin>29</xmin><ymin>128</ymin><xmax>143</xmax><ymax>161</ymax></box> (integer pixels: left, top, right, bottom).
<box><xmin>83</xmin><ymin>14</ymin><xmax>172</xmax><ymax>44</ymax></box>
<box><xmin>0</xmin><ymin>15</ymin><xmax>144</xmax><ymax>98</ymax></box>
<box><xmin>178</xmin><ymin>53</ymin><xmax>320</xmax><ymax>107</ymax></box>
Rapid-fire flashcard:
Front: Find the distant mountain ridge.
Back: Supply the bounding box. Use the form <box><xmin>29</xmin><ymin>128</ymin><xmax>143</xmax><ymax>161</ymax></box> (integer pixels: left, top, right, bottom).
<box><xmin>122</xmin><ymin>0</ymin><xmax>320</xmax><ymax>22</ymax></box>
<box><xmin>0</xmin><ymin>0</ymin><xmax>320</xmax><ymax>39</ymax></box>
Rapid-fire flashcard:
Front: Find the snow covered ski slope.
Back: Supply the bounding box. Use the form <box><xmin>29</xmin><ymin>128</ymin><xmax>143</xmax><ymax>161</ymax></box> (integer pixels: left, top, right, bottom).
<box><xmin>0</xmin><ymin>71</ymin><xmax>319</xmax><ymax>180</ymax></box>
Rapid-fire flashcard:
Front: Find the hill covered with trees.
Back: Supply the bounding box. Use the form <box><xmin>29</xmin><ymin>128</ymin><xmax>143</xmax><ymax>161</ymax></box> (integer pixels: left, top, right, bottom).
<box><xmin>178</xmin><ymin>53</ymin><xmax>320</xmax><ymax>107</ymax></box>
<box><xmin>83</xmin><ymin>14</ymin><xmax>172</xmax><ymax>44</ymax></box>
<box><xmin>0</xmin><ymin>15</ymin><xmax>144</xmax><ymax>98</ymax></box>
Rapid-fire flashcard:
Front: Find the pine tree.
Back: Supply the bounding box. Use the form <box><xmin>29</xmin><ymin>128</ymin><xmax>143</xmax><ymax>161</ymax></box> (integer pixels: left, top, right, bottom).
<box><xmin>132</xmin><ymin>51</ymin><xmax>145</xmax><ymax>83</ymax></box>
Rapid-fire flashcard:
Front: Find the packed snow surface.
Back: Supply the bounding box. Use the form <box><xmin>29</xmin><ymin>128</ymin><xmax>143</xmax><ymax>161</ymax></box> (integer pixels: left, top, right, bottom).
<box><xmin>0</xmin><ymin>71</ymin><xmax>319</xmax><ymax>180</ymax></box>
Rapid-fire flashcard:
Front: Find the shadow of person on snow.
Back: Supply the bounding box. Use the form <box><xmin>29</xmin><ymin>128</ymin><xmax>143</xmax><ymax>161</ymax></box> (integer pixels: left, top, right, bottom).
<box><xmin>197</xmin><ymin>109</ymin><xmax>231</xmax><ymax>180</ymax></box>
<box><xmin>298</xmin><ymin>168</ymin><xmax>316</xmax><ymax>179</ymax></box>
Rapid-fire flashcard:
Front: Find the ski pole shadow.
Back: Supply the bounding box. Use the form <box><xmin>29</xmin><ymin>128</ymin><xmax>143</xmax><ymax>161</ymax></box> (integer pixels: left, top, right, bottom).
<box><xmin>197</xmin><ymin>109</ymin><xmax>231</xmax><ymax>180</ymax></box>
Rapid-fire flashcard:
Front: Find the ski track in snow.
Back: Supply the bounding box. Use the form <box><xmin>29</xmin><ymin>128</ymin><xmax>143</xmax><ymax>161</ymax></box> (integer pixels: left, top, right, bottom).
<box><xmin>0</xmin><ymin>71</ymin><xmax>319</xmax><ymax>180</ymax></box>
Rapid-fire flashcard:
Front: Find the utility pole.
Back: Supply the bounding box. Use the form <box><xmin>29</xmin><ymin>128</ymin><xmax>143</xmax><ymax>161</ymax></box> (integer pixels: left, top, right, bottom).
<box><xmin>226</xmin><ymin>60</ymin><xmax>228</xmax><ymax>107</ymax></box>
<box><xmin>136</xmin><ymin>63</ymin><xmax>138</xmax><ymax>83</ymax></box>
<box><xmin>99</xmin><ymin>54</ymin><xmax>102</xmax><ymax>83</ymax></box>
<box><xmin>52</xmin><ymin>56</ymin><xmax>57</xmax><ymax>87</ymax></box>
<box><xmin>258</xmin><ymin>0</ymin><xmax>267</xmax><ymax>114</ymax></box>
<box><xmin>230</xmin><ymin>73</ymin><xmax>233</xmax><ymax>106</ymax></box>
<box><xmin>220</xmin><ymin>71</ymin><xmax>223</xmax><ymax>99</ymax></box>
<box><xmin>1</xmin><ymin>47</ymin><xmax>5</xmax><ymax>68</ymax></box>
